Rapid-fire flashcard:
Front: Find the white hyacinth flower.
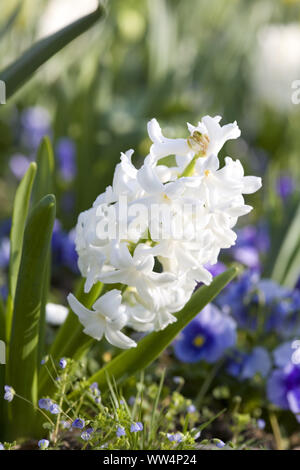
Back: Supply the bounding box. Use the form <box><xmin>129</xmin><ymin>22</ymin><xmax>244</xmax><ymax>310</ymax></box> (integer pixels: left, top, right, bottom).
<box><xmin>67</xmin><ymin>290</ymin><xmax>136</xmax><ymax>349</ymax></box>
<box><xmin>67</xmin><ymin>115</ymin><xmax>262</xmax><ymax>349</ymax></box>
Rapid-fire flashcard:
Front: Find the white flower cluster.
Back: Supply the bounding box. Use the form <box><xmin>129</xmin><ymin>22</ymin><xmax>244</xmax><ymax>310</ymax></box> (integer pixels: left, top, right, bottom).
<box><xmin>68</xmin><ymin>115</ymin><xmax>262</xmax><ymax>349</ymax></box>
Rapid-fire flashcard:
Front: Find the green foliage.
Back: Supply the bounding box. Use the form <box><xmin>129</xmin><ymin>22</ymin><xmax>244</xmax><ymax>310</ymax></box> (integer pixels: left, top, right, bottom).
<box><xmin>6</xmin><ymin>162</ymin><xmax>37</xmax><ymax>340</ymax></box>
<box><xmin>6</xmin><ymin>195</ymin><xmax>55</xmax><ymax>440</ymax></box>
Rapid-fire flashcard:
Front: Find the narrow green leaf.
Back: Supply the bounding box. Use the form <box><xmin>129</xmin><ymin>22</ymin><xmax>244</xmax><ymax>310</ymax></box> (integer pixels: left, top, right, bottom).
<box><xmin>0</xmin><ymin>295</ymin><xmax>6</xmax><ymax>440</ymax></box>
<box><xmin>32</xmin><ymin>136</ymin><xmax>54</xmax><ymax>206</ymax></box>
<box><xmin>6</xmin><ymin>195</ymin><xmax>56</xmax><ymax>440</ymax></box>
<box><xmin>0</xmin><ymin>5</ymin><xmax>105</xmax><ymax>99</ymax></box>
<box><xmin>271</xmin><ymin>202</ymin><xmax>300</xmax><ymax>285</ymax></box>
<box><xmin>6</xmin><ymin>162</ymin><xmax>37</xmax><ymax>340</ymax></box>
<box><xmin>70</xmin><ymin>266</ymin><xmax>239</xmax><ymax>398</ymax></box>
<box><xmin>31</xmin><ymin>137</ymin><xmax>55</xmax><ymax>362</ymax></box>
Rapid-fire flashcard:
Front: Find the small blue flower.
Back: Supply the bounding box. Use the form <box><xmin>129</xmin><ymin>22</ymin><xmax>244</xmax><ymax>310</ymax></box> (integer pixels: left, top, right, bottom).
<box><xmin>59</xmin><ymin>358</ymin><xmax>67</xmax><ymax>369</ymax></box>
<box><xmin>72</xmin><ymin>418</ymin><xmax>85</xmax><ymax>429</ymax></box>
<box><xmin>257</xmin><ymin>419</ymin><xmax>266</xmax><ymax>430</ymax></box>
<box><xmin>61</xmin><ymin>421</ymin><xmax>71</xmax><ymax>429</ymax></box>
<box><xmin>4</xmin><ymin>385</ymin><xmax>15</xmax><ymax>402</ymax></box>
<box><xmin>89</xmin><ymin>382</ymin><xmax>100</xmax><ymax>397</ymax></box>
<box><xmin>81</xmin><ymin>428</ymin><xmax>93</xmax><ymax>441</ymax></box>
<box><xmin>0</xmin><ymin>443</ymin><xmax>4</xmax><ymax>450</ymax></box>
<box><xmin>187</xmin><ymin>404</ymin><xmax>196</xmax><ymax>414</ymax></box>
<box><xmin>167</xmin><ymin>433</ymin><xmax>182</xmax><ymax>443</ymax></box>
<box><xmin>116</xmin><ymin>426</ymin><xmax>126</xmax><ymax>437</ymax></box>
<box><xmin>128</xmin><ymin>396</ymin><xmax>135</xmax><ymax>406</ymax></box>
<box><xmin>130</xmin><ymin>422</ymin><xmax>143</xmax><ymax>433</ymax></box>
<box><xmin>39</xmin><ymin>398</ymin><xmax>52</xmax><ymax>410</ymax></box>
<box><xmin>214</xmin><ymin>439</ymin><xmax>226</xmax><ymax>448</ymax></box>
<box><xmin>174</xmin><ymin>304</ymin><xmax>236</xmax><ymax>364</ymax></box>
<box><xmin>38</xmin><ymin>439</ymin><xmax>49</xmax><ymax>450</ymax></box>
<box><xmin>49</xmin><ymin>404</ymin><xmax>60</xmax><ymax>415</ymax></box>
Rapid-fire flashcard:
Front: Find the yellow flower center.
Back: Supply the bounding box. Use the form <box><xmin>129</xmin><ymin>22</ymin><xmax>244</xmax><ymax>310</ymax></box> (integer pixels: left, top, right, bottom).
<box><xmin>193</xmin><ymin>335</ymin><xmax>205</xmax><ymax>347</ymax></box>
<box><xmin>187</xmin><ymin>131</ymin><xmax>210</xmax><ymax>155</ymax></box>
<box><xmin>204</xmin><ymin>169</ymin><xmax>210</xmax><ymax>177</ymax></box>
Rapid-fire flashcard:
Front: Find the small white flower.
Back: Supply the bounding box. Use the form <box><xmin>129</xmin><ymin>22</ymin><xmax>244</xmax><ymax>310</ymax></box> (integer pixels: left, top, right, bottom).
<box><xmin>67</xmin><ymin>290</ymin><xmax>136</xmax><ymax>349</ymax></box>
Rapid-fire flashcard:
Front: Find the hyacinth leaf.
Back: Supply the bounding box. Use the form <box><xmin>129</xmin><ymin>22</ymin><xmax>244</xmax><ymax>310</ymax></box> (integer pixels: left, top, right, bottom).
<box><xmin>38</xmin><ymin>280</ymin><xmax>103</xmax><ymax>395</ymax></box>
<box><xmin>32</xmin><ymin>136</ymin><xmax>55</xmax><ymax>206</ymax></box>
<box><xmin>0</xmin><ymin>296</ymin><xmax>6</xmax><ymax>439</ymax></box>
<box><xmin>0</xmin><ymin>2</ymin><xmax>22</xmax><ymax>41</ymax></box>
<box><xmin>70</xmin><ymin>266</ymin><xmax>239</xmax><ymax>398</ymax></box>
<box><xmin>271</xmin><ymin>201</ymin><xmax>300</xmax><ymax>286</ymax></box>
<box><xmin>6</xmin><ymin>162</ymin><xmax>37</xmax><ymax>341</ymax></box>
<box><xmin>0</xmin><ymin>5</ymin><xmax>104</xmax><ymax>99</ymax></box>
<box><xmin>31</xmin><ymin>137</ymin><xmax>55</xmax><ymax>361</ymax></box>
<box><xmin>6</xmin><ymin>195</ymin><xmax>56</xmax><ymax>440</ymax></box>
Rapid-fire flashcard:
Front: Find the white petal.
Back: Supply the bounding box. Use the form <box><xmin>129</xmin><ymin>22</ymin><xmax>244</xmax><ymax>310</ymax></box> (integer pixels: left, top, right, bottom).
<box><xmin>105</xmin><ymin>327</ymin><xmax>137</xmax><ymax>349</ymax></box>
<box><xmin>93</xmin><ymin>289</ymin><xmax>123</xmax><ymax>319</ymax></box>
<box><xmin>242</xmin><ymin>176</ymin><xmax>262</xmax><ymax>194</ymax></box>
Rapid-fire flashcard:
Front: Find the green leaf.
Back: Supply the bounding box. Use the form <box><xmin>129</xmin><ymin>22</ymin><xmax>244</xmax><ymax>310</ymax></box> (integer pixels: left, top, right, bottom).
<box><xmin>271</xmin><ymin>201</ymin><xmax>300</xmax><ymax>285</ymax></box>
<box><xmin>70</xmin><ymin>266</ymin><xmax>239</xmax><ymax>398</ymax></box>
<box><xmin>0</xmin><ymin>5</ymin><xmax>105</xmax><ymax>99</ymax></box>
<box><xmin>6</xmin><ymin>195</ymin><xmax>56</xmax><ymax>440</ymax></box>
<box><xmin>6</xmin><ymin>162</ymin><xmax>37</xmax><ymax>340</ymax></box>
<box><xmin>32</xmin><ymin>137</ymin><xmax>54</xmax><ymax>206</ymax></box>
<box><xmin>0</xmin><ymin>295</ymin><xmax>6</xmax><ymax>440</ymax></box>
<box><xmin>31</xmin><ymin>137</ymin><xmax>55</xmax><ymax>362</ymax></box>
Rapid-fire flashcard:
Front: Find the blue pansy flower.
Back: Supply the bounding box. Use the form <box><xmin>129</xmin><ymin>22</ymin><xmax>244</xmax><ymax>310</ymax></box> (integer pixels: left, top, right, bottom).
<box><xmin>226</xmin><ymin>347</ymin><xmax>271</xmax><ymax>380</ymax></box>
<box><xmin>174</xmin><ymin>304</ymin><xmax>236</xmax><ymax>364</ymax></box>
<box><xmin>267</xmin><ymin>364</ymin><xmax>300</xmax><ymax>422</ymax></box>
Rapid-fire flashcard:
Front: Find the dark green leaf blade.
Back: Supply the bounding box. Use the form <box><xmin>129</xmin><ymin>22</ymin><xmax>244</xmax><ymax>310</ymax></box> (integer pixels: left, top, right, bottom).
<box><xmin>6</xmin><ymin>162</ymin><xmax>36</xmax><ymax>340</ymax></box>
<box><xmin>6</xmin><ymin>195</ymin><xmax>56</xmax><ymax>440</ymax></box>
<box><xmin>0</xmin><ymin>5</ymin><xmax>105</xmax><ymax>99</ymax></box>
